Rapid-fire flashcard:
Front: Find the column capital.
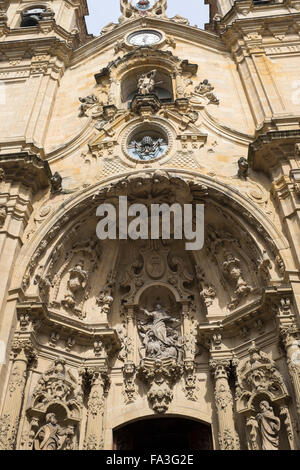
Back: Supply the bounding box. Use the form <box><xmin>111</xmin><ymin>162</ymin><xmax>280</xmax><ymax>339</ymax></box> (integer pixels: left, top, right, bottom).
<box><xmin>209</xmin><ymin>358</ymin><xmax>231</xmax><ymax>379</ymax></box>
<box><xmin>10</xmin><ymin>338</ymin><xmax>37</xmax><ymax>365</ymax></box>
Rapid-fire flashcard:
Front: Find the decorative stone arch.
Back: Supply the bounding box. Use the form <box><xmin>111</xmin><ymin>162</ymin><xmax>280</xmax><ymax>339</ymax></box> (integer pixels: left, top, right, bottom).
<box><xmin>1</xmin><ymin>169</ymin><xmax>294</xmax><ymax>451</ymax></box>
<box><xmin>12</xmin><ymin>169</ymin><xmax>289</xmax><ymax>298</ymax></box>
<box><xmin>95</xmin><ymin>48</ymin><xmax>198</xmax><ymax>109</ymax></box>
<box><xmin>110</xmin><ymin>414</ymin><xmax>214</xmax><ymax>451</ymax></box>
<box><xmin>16</xmin><ymin>3</ymin><xmax>54</xmax><ymax>28</ymax></box>
<box><xmin>134</xmin><ymin>281</ymin><xmax>183</xmax><ymax>304</ymax></box>
<box><xmin>110</xmin><ymin>408</ymin><xmax>212</xmax><ymax>431</ymax></box>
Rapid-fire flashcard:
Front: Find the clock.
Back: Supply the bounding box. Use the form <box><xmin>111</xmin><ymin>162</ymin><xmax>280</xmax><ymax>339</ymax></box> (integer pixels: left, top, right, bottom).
<box><xmin>127</xmin><ymin>30</ymin><xmax>162</xmax><ymax>47</ymax></box>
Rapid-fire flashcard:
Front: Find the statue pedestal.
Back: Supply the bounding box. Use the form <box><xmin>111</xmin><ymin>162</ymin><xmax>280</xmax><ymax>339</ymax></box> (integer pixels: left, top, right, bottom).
<box><xmin>130</xmin><ymin>93</ymin><xmax>161</xmax><ymax>116</ymax></box>
<box><xmin>137</xmin><ymin>358</ymin><xmax>182</xmax><ymax>413</ymax></box>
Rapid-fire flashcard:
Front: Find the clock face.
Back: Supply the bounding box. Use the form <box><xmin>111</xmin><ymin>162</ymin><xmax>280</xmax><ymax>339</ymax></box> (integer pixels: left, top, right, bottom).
<box><xmin>128</xmin><ymin>30</ymin><xmax>162</xmax><ymax>47</ymax></box>
<box><xmin>133</xmin><ymin>0</ymin><xmax>154</xmax><ymax>10</ymax></box>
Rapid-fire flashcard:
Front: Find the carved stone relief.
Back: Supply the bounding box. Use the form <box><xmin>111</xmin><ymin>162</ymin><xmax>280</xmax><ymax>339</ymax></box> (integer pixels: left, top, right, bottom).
<box><xmin>137</xmin><ymin>304</ymin><xmax>183</xmax><ymax>361</ymax></box>
<box><xmin>30</xmin><ymin>358</ymin><xmax>83</xmax><ymax>413</ymax></box>
<box><xmin>138</xmin><ymin>358</ymin><xmax>182</xmax><ymax>413</ymax></box>
<box><xmin>33</xmin><ymin>413</ymin><xmax>76</xmax><ymax>450</ymax></box>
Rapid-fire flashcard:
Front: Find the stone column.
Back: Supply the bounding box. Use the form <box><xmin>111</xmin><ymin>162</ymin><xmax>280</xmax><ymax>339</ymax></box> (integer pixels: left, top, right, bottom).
<box><xmin>280</xmin><ymin>405</ymin><xmax>296</xmax><ymax>450</ymax></box>
<box><xmin>0</xmin><ymin>154</ymin><xmax>50</xmax><ymax>406</ymax></box>
<box><xmin>83</xmin><ymin>367</ymin><xmax>109</xmax><ymax>450</ymax></box>
<box><xmin>210</xmin><ymin>359</ymin><xmax>240</xmax><ymax>450</ymax></box>
<box><xmin>126</xmin><ymin>306</ymin><xmax>135</xmax><ymax>363</ymax></box>
<box><xmin>0</xmin><ymin>339</ymin><xmax>36</xmax><ymax>450</ymax></box>
<box><xmin>278</xmin><ymin>312</ymin><xmax>300</xmax><ymax>416</ymax></box>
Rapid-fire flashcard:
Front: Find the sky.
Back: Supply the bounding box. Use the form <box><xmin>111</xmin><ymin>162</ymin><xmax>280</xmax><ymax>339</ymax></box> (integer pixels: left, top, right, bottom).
<box><xmin>85</xmin><ymin>0</ymin><xmax>209</xmax><ymax>36</ymax></box>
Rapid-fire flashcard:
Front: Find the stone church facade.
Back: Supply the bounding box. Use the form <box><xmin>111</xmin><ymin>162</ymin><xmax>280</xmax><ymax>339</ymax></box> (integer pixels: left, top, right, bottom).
<box><xmin>0</xmin><ymin>0</ymin><xmax>300</xmax><ymax>451</ymax></box>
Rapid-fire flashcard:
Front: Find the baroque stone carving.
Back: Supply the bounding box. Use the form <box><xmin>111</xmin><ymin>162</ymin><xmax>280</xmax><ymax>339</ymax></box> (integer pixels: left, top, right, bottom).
<box><xmin>256</xmin><ymin>401</ymin><xmax>281</xmax><ymax>450</ymax></box>
<box><xmin>200</xmin><ymin>284</ymin><xmax>217</xmax><ymax>308</ymax></box>
<box><xmin>78</xmin><ymin>94</ymin><xmax>99</xmax><ymax>117</ymax></box>
<box><xmin>120</xmin><ymin>0</ymin><xmax>167</xmax><ymax>20</ymax></box>
<box><xmin>97</xmin><ymin>270</ymin><xmax>116</xmax><ymax>316</ymax></box>
<box><xmin>193</xmin><ymin>79</ymin><xmax>219</xmax><ymax>105</ymax></box>
<box><xmin>183</xmin><ymin>359</ymin><xmax>198</xmax><ymax>401</ymax></box>
<box><xmin>31</xmin><ymin>358</ymin><xmax>83</xmax><ymax>414</ymax></box>
<box><xmin>33</xmin><ymin>413</ymin><xmax>75</xmax><ymax>450</ymax></box>
<box><xmin>222</xmin><ymin>252</ymin><xmax>252</xmax><ymax>310</ymax></box>
<box><xmin>94</xmin><ymin>104</ymin><xmax>118</xmax><ymax>132</ymax></box>
<box><xmin>128</xmin><ymin>135</ymin><xmax>167</xmax><ymax>160</ymax></box>
<box><xmin>0</xmin><ymin>167</ymin><xmax>5</xmax><ymax>182</ymax></box>
<box><xmin>137</xmin><ymin>304</ymin><xmax>183</xmax><ymax>361</ymax></box>
<box><xmin>138</xmin><ymin>358</ymin><xmax>182</xmax><ymax>413</ymax></box>
<box><xmin>138</xmin><ymin>69</ymin><xmax>157</xmax><ymax>95</ymax></box>
<box><xmin>123</xmin><ymin>362</ymin><xmax>137</xmax><ymax>404</ymax></box>
<box><xmin>235</xmin><ymin>342</ymin><xmax>288</xmax><ymax>410</ymax></box>
<box><xmin>0</xmin><ymin>415</ymin><xmax>18</xmax><ymax>450</ymax></box>
<box><xmin>47</xmin><ymin>235</ymin><xmax>102</xmax><ymax>318</ymax></box>
<box><xmin>210</xmin><ymin>359</ymin><xmax>240</xmax><ymax>450</ymax></box>
<box><xmin>257</xmin><ymin>250</ymin><xmax>272</xmax><ymax>282</ymax></box>
<box><xmin>62</xmin><ymin>260</ymin><xmax>88</xmax><ymax>310</ymax></box>
<box><xmin>117</xmin><ymin>324</ymin><xmax>133</xmax><ymax>363</ymax></box>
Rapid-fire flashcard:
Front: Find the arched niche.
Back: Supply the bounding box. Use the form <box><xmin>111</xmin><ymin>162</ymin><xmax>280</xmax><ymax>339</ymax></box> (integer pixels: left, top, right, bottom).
<box><xmin>113</xmin><ymin>415</ymin><xmax>213</xmax><ymax>450</ymax></box>
<box><xmin>19</xmin><ymin>5</ymin><xmax>47</xmax><ymax>27</ymax></box>
<box><xmin>121</xmin><ymin>67</ymin><xmax>173</xmax><ymax>106</ymax></box>
<box><xmin>242</xmin><ymin>392</ymin><xmax>292</xmax><ymax>451</ymax></box>
<box><xmin>10</xmin><ymin>170</ymin><xmax>290</xmax><ymax>324</ymax></box>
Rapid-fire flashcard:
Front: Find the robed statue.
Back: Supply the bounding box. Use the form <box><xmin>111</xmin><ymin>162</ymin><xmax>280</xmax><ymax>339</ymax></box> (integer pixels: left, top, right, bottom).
<box><xmin>33</xmin><ymin>413</ymin><xmax>74</xmax><ymax>450</ymax></box>
<box><xmin>256</xmin><ymin>401</ymin><xmax>281</xmax><ymax>450</ymax></box>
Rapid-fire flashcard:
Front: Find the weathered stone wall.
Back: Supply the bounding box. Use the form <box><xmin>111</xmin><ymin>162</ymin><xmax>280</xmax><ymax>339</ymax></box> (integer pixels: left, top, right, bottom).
<box><xmin>0</xmin><ymin>0</ymin><xmax>300</xmax><ymax>451</ymax></box>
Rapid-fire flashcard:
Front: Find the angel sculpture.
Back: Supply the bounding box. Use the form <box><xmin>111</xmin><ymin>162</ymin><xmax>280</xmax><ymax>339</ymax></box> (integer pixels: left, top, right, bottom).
<box><xmin>138</xmin><ymin>69</ymin><xmax>157</xmax><ymax>95</ymax></box>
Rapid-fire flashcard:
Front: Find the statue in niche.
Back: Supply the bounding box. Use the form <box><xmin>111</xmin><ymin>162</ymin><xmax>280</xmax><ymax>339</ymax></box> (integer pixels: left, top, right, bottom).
<box><xmin>222</xmin><ymin>252</ymin><xmax>252</xmax><ymax>309</ymax></box>
<box><xmin>62</xmin><ymin>260</ymin><xmax>88</xmax><ymax>310</ymax></box>
<box><xmin>256</xmin><ymin>401</ymin><xmax>281</xmax><ymax>450</ymax></box>
<box><xmin>138</xmin><ymin>304</ymin><xmax>183</xmax><ymax>361</ymax></box>
<box><xmin>138</xmin><ymin>69</ymin><xmax>157</xmax><ymax>95</ymax></box>
<box><xmin>33</xmin><ymin>413</ymin><xmax>75</xmax><ymax>450</ymax></box>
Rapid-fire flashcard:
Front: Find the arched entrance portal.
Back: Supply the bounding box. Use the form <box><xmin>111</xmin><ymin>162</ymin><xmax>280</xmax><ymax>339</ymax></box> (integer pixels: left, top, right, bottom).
<box><xmin>113</xmin><ymin>417</ymin><xmax>213</xmax><ymax>450</ymax></box>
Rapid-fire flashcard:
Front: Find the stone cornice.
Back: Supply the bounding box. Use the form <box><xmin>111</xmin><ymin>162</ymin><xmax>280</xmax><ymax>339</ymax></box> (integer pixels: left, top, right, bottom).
<box><xmin>0</xmin><ymin>37</ymin><xmax>73</xmax><ymax>63</ymax></box>
<box><xmin>248</xmin><ymin>129</ymin><xmax>300</xmax><ymax>174</ymax></box>
<box><xmin>198</xmin><ymin>285</ymin><xmax>293</xmax><ymax>340</ymax></box>
<box><xmin>0</xmin><ymin>153</ymin><xmax>51</xmax><ymax>192</ymax></box>
<box><xmin>220</xmin><ymin>12</ymin><xmax>300</xmax><ymax>52</ymax></box>
<box><xmin>16</xmin><ymin>301</ymin><xmax>121</xmax><ymax>353</ymax></box>
<box><xmin>71</xmin><ymin>17</ymin><xmax>225</xmax><ymax>66</ymax></box>
<box><xmin>217</xmin><ymin>1</ymin><xmax>300</xmax><ymax>35</ymax></box>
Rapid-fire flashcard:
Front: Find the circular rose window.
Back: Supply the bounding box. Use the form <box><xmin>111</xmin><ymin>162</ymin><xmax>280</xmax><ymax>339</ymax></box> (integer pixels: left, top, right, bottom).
<box><xmin>127</xmin><ymin>128</ymin><xmax>168</xmax><ymax>161</ymax></box>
